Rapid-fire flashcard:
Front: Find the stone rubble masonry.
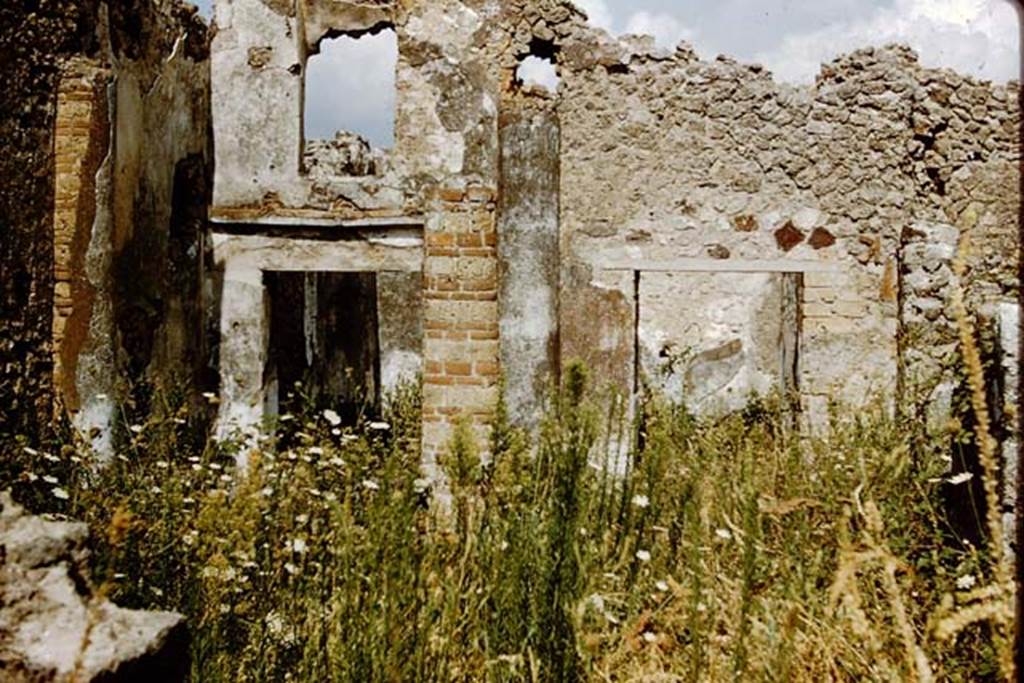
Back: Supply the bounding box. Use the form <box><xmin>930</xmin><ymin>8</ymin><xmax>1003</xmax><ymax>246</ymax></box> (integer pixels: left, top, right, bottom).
<box><xmin>203</xmin><ymin>0</ymin><xmax>1019</xmax><ymax>477</ymax></box>
<box><xmin>998</xmin><ymin>303</ymin><xmax>1020</xmax><ymax>568</ymax></box>
<box><xmin>51</xmin><ymin>60</ymin><xmax>110</xmax><ymax>414</ymax></box>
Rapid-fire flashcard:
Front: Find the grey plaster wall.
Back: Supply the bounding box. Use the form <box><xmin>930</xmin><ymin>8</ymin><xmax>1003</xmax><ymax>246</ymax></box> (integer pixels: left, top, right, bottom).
<box><xmin>498</xmin><ymin>107</ymin><xmax>560</xmax><ymax>431</ymax></box>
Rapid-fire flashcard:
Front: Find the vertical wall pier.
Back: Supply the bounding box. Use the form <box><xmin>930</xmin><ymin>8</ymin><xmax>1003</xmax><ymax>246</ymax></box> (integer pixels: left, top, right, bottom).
<box><xmin>780</xmin><ymin>272</ymin><xmax>803</xmax><ymax>421</ymax></box>
<box><xmin>497</xmin><ymin>106</ymin><xmax>560</xmax><ymax>432</ymax></box>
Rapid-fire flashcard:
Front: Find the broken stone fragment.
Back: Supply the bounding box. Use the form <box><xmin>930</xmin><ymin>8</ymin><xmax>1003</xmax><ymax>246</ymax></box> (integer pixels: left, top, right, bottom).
<box><xmin>732</xmin><ymin>214</ymin><xmax>757</xmax><ymax>232</ymax></box>
<box><xmin>808</xmin><ymin>228</ymin><xmax>836</xmax><ymax>250</ymax></box>
<box><xmin>773</xmin><ymin>221</ymin><xmax>804</xmax><ymax>252</ymax></box>
<box><xmin>304</xmin><ymin>131</ymin><xmax>381</xmax><ymax>178</ymax></box>
<box><xmin>0</xmin><ymin>492</ymin><xmax>188</xmax><ymax>682</ymax></box>
<box><xmin>706</xmin><ymin>243</ymin><xmax>731</xmax><ymax>260</ymax></box>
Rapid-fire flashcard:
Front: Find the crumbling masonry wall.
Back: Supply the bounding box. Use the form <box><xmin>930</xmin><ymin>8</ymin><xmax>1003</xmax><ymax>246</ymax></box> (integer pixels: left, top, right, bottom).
<box><xmin>1</xmin><ymin>1</ymin><xmax>212</xmax><ymax>451</ymax></box>
<box><xmin>208</xmin><ymin>0</ymin><xmax>1019</xmax><ymax>479</ymax></box>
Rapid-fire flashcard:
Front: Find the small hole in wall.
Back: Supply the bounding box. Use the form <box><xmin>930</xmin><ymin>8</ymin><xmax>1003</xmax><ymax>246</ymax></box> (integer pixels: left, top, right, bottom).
<box><xmin>516</xmin><ymin>55</ymin><xmax>560</xmax><ymax>92</ymax></box>
<box><xmin>304</xmin><ymin>28</ymin><xmax>397</xmax><ymax>149</ymax></box>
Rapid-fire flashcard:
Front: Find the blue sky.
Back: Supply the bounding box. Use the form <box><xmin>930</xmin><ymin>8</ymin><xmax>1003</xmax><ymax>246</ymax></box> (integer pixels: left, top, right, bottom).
<box><xmin>192</xmin><ymin>0</ymin><xmax>1018</xmax><ymax>147</ymax></box>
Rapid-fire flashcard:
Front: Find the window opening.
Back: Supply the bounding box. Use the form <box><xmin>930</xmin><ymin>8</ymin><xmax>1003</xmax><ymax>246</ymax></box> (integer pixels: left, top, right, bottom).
<box><xmin>515</xmin><ymin>37</ymin><xmax>560</xmax><ymax>93</ymax></box>
<box><xmin>304</xmin><ymin>28</ymin><xmax>397</xmax><ymax>152</ymax></box>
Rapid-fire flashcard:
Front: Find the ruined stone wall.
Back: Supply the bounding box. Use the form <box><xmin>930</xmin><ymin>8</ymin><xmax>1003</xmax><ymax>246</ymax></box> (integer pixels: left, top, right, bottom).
<box><xmin>207</xmin><ymin>0</ymin><xmax>1019</xmax><ymax>460</ymax></box>
<box><xmin>0</xmin><ymin>1</ymin><xmax>211</xmax><ymax>450</ymax></box>
<box><xmin>552</xmin><ymin>32</ymin><xmax>1019</xmax><ymax>423</ymax></box>
<box><xmin>0</xmin><ymin>1</ymin><xmax>100</xmax><ymax>443</ymax></box>
<box><xmin>210</xmin><ymin>0</ymin><xmax>508</xmax><ymax>456</ymax></box>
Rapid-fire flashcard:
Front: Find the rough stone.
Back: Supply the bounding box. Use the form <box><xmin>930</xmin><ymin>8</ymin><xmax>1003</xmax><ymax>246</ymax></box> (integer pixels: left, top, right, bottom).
<box><xmin>773</xmin><ymin>221</ymin><xmax>805</xmax><ymax>252</ymax></box>
<box><xmin>0</xmin><ymin>492</ymin><xmax>188</xmax><ymax>682</ymax></box>
<box><xmin>808</xmin><ymin>228</ymin><xmax>836</xmax><ymax>250</ymax></box>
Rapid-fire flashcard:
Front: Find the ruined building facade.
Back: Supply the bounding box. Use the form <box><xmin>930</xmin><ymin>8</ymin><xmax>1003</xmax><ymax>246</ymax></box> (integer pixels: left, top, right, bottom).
<box><xmin>206</xmin><ymin>0</ymin><xmax>1021</xmax><ymax>463</ymax></box>
<box><xmin>1</xmin><ymin>0</ymin><xmax>1020</xmax><ymax>522</ymax></box>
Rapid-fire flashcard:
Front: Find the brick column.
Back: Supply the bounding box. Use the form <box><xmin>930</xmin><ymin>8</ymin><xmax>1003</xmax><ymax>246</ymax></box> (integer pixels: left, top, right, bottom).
<box><xmin>52</xmin><ymin>59</ymin><xmax>110</xmax><ymax>414</ymax></box>
<box><xmin>421</xmin><ymin>188</ymin><xmax>500</xmax><ymax>469</ymax></box>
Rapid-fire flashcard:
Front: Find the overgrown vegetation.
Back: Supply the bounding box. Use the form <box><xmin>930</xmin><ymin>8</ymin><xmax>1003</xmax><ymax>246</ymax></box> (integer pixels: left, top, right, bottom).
<box><xmin>3</xmin><ymin>357</ymin><xmax>1015</xmax><ymax>682</ymax></box>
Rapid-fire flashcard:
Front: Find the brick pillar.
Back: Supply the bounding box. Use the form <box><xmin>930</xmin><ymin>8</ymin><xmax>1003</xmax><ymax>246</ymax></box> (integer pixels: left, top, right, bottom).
<box><xmin>421</xmin><ymin>188</ymin><xmax>500</xmax><ymax>471</ymax></box>
<box><xmin>52</xmin><ymin>59</ymin><xmax>110</xmax><ymax>415</ymax></box>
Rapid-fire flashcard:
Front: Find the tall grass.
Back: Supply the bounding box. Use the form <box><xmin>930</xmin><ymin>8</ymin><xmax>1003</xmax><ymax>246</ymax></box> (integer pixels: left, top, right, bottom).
<box><xmin>1</xmin><ymin>363</ymin><xmax>1013</xmax><ymax>681</ymax></box>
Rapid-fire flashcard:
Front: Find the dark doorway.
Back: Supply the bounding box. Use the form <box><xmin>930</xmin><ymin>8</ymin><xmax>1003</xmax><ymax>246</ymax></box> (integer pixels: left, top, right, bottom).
<box><xmin>265</xmin><ymin>271</ymin><xmax>380</xmax><ymax>424</ymax></box>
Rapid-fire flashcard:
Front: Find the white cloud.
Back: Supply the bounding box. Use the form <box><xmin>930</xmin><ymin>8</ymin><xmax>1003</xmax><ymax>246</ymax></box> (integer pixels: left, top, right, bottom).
<box><xmin>518</xmin><ymin>56</ymin><xmax>560</xmax><ymax>91</ymax></box>
<box><xmin>622</xmin><ymin>11</ymin><xmax>695</xmax><ymax>48</ymax></box>
<box><xmin>753</xmin><ymin>0</ymin><xmax>1019</xmax><ymax>83</ymax></box>
<box><xmin>572</xmin><ymin>0</ymin><xmax>615</xmax><ymax>31</ymax></box>
<box><xmin>305</xmin><ymin>32</ymin><xmax>398</xmax><ymax>147</ymax></box>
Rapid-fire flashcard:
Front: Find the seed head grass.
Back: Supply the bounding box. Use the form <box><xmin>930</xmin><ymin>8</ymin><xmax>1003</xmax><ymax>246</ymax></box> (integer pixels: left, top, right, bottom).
<box><xmin>1</xmin><ymin>360</ymin><xmax>1014</xmax><ymax>681</ymax></box>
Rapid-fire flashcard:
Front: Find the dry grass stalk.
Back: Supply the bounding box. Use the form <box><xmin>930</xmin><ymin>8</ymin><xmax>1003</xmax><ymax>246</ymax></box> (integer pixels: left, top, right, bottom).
<box><xmin>943</xmin><ymin>211</ymin><xmax>1016</xmax><ymax>680</ymax></box>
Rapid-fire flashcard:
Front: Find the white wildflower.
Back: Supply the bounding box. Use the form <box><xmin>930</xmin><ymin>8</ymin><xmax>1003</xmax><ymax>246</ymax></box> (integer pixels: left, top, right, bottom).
<box><xmin>261</xmin><ymin>487</ymin><xmax>274</xmax><ymax>497</ymax></box>
<box><xmin>172</xmin><ymin>418</ymin><xmax>187</xmax><ymax>425</ymax></box>
<box><xmin>307</xmin><ymin>446</ymin><xmax>324</xmax><ymax>456</ymax></box>
<box><xmin>156</xmin><ymin>460</ymin><xmax>169</xmax><ymax>469</ymax></box>
<box><xmin>331</xmin><ymin>428</ymin><xmax>341</xmax><ymax>436</ymax></box>
<box><xmin>715</xmin><ymin>528</ymin><xmax>733</xmax><ymax>541</ymax></box>
<box><xmin>191</xmin><ymin>464</ymin><xmax>202</xmax><ymax>472</ymax></box>
<box><xmin>635</xmin><ymin>549</ymin><xmax>651</xmax><ymax>562</ymax></box>
<box><xmin>324</xmin><ymin>492</ymin><xmax>338</xmax><ymax>502</ymax></box>
<box><xmin>279</xmin><ymin>414</ymin><xmax>294</xmax><ymax>422</ymax></box>
<box><xmin>362</xmin><ymin>479</ymin><xmax>380</xmax><ymax>491</ymax></box>
<box><xmin>956</xmin><ymin>574</ymin><xmax>977</xmax><ymax>590</ymax></box>
<box><xmin>287</xmin><ymin>538</ymin><xmax>308</xmax><ymax>554</ymax></box>
<box><xmin>642</xmin><ymin>632</ymin><xmax>657</xmax><ymax>643</ymax></box>
<box><xmin>209</xmin><ymin>463</ymin><xmax>222</xmax><ymax>471</ymax></box>
<box><xmin>51</xmin><ymin>487</ymin><xmax>69</xmax><ymax>500</ymax></box>
<box><xmin>284</xmin><ymin>562</ymin><xmax>299</xmax><ymax>576</ymax></box>
<box><xmin>342</xmin><ymin>434</ymin><xmax>359</xmax><ymax>444</ymax></box>
<box><xmin>948</xmin><ymin>472</ymin><xmax>973</xmax><ymax>485</ymax></box>
<box><xmin>151</xmin><ymin>486</ymin><xmax>162</xmax><ymax>494</ymax></box>
<box><xmin>96</xmin><ymin>394</ymin><xmax>109</xmax><ymax>400</ymax></box>
<box><xmin>655</xmin><ymin>580</ymin><xmax>669</xmax><ymax>593</ymax></box>
<box><xmin>631</xmin><ymin>494</ymin><xmax>650</xmax><ymax>509</ymax></box>
<box><xmin>22</xmin><ymin>447</ymin><xmax>38</xmax><ymax>456</ymax></box>
<box><xmin>322</xmin><ymin>409</ymin><xmax>342</xmax><ymax>426</ymax></box>
<box><xmin>129</xmin><ymin>424</ymin><xmax>144</xmax><ymax>434</ymax></box>
<box><xmin>43</xmin><ymin>453</ymin><xmax>60</xmax><ymax>463</ymax></box>
<box><xmin>308</xmin><ymin>488</ymin><xmax>321</xmax><ymax>497</ymax></box>
<box><xmin>266</xmin><ymin>612</ymin><xmax>285</xmax><ymax>637</ymax></box>
<box><xmin>23</xmin><ymin>472</ymin><xmax>38</xmax><ymax>483</ymax></box>
<box><xmin>413</xmin><ymin>478</ymin><xmax>430</xmax><ymax>493</ymax></box>
<box><xmin>42</xmin><ymin>475</ymin><xmax>58</xmax><ymax>484</ymax></box>
<box><xmin>219</xmin><ymin>474</ymin><xmax>232</xmax><ymax>483</ymax></box>
<box><xmin>329</xmin><ymin>457</ymin><xmax>345</xmax><ymax>467</ymax></box>
<box><xmin>182</xmin><ymin>497</ymin><xmax>195</xmax><ymax>505</ymax></box>
<box><xmin>296</xmin><ymin>514</ymin><xmax>309</xmax><ymax>524</ymax></box>
<box><xmin>368</xmin><ymin>421</ymin><xmax>390</xmax><ymax>431</ymax></box>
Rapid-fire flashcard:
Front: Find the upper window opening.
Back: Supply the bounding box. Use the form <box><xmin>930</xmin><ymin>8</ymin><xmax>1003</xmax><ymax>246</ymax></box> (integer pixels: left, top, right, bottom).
<box><xmin>517</xmin><ymin>56</ymin><xmax>560</xmax><ymax>92</ymax></box>
<box><xmin>304</xmin><ymin>28</ymin><xmax>397</xmax><ymax>151</ymax></box>
<box><xmin>515</xmin><ymin>37</ymin><xmax>561</xmax><ymax>93</ymax></box>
